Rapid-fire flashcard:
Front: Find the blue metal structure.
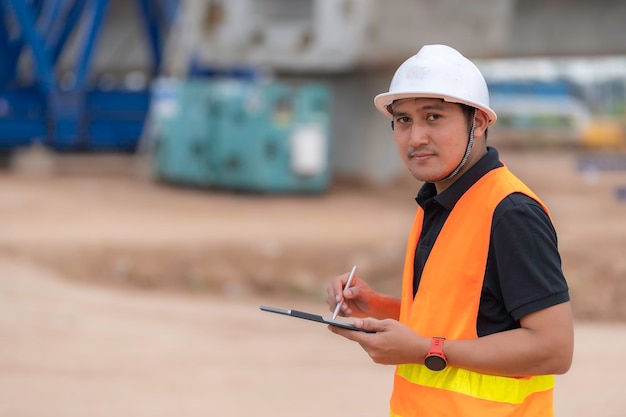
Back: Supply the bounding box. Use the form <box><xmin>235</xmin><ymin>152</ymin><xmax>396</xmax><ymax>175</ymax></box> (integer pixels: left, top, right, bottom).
<box><xmin>0</xmin><ymin>0</ymin><xmax>178</xmax><ymax>152</ymax></box>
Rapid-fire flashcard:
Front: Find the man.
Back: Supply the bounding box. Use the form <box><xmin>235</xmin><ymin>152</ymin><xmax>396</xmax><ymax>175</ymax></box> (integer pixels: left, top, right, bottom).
<box><xmin>325</xmin><ymin>45</ymin><xmax>573</xmax><ymax>416</ymax></box>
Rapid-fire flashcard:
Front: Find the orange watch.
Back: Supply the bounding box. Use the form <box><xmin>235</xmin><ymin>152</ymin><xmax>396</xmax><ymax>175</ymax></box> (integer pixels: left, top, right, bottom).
<box><xmin>424</xmin><ymin>337</ymin><xmax>447</xmax><ymax>371</ymax></box>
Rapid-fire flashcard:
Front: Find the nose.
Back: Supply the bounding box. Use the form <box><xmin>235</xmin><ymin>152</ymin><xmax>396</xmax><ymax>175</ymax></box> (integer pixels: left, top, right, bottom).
<box><xmin>408</xmin><ymin>124</ymin><xmax>428</xmax><ymax>147</ymax></box>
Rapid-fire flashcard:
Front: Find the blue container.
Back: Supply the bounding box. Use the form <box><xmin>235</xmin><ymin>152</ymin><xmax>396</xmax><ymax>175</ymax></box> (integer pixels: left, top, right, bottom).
<box><xmin>0</xmin><ymin>87</ymin><xmax>46</xmax><ymax>150</ymax></box>
<box><xmin>86</xmin><ymin>89</ymin><xmax>151</xmax><ymax>151</ymax></box>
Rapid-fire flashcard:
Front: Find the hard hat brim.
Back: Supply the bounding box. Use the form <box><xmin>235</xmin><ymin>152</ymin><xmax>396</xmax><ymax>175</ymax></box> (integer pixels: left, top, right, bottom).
<box><xmin>374</xmin><ymin>91</ymin><xmax>497</xmax><ymax>126</ymax></box>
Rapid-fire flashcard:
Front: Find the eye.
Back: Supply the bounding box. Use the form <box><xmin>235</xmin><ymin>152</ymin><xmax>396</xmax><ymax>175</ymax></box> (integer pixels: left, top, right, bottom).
<box><xmin>426</xmin><ymin>113</ymin><xmax>441</xmax><ymax>121</ymax></box>
<box><xmin>395</xmin><ymin>116</ymin><xmax>411</xmax><ymax>124</ymax></box>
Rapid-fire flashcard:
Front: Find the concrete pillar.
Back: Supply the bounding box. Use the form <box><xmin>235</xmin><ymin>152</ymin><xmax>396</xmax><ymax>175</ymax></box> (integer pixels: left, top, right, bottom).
<box><xmin>327</xmin><ymin>70</ymin><xmax>403</xmax><ymax>184</ymax></box>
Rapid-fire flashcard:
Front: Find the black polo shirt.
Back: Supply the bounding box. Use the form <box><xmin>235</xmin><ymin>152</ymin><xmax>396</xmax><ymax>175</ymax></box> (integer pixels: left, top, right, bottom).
<box><xmin>413</xmin><ymin>147</ymin><xmax>570</xmax><ymax>337</ymax></box>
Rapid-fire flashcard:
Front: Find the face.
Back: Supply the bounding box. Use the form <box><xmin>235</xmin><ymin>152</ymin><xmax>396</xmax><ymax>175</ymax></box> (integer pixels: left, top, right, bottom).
<box><xmin>390</xmin><ymin>98</ymin><xmax>487</xmax><ymax>192</ymax></box>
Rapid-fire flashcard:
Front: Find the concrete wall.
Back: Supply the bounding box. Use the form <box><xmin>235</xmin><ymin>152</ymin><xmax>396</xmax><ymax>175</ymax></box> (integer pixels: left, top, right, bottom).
<box><xmin>508</xmin><ymin>0</ymin><xmax>626</xmax><ymax>57</ymax></box>
<box><xmin>64</xmin><ymin>0</ymin><xmax>626</xmax><ymax>184</ymax></box>
<box><xmin>80</xmin><ymin>0</ymin><xmax>626</xmax><ymax>76</ymax></box>
<box><xmin>326</xmin><ymin>71</ymin><xmax>401</xmax><ymax>184</ymax></box>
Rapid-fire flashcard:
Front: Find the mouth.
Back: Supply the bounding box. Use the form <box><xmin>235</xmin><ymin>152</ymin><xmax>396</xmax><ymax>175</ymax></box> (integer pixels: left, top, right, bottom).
<box><xmin>408</xmin><ymin>151</ymin><xmax>435</xmax><ymax>162</ymax></box>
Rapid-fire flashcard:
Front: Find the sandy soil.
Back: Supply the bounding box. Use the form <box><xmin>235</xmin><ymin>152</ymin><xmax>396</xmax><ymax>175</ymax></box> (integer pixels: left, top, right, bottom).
<box><xmin>1</xmin><ymin>147</ymin><xmax>626</xmax><ymax>416</ymax></box>
<box><xmin>1</xmin><ymin>257</ymin><xmax>625</xmax><ymax>417</ymax></box>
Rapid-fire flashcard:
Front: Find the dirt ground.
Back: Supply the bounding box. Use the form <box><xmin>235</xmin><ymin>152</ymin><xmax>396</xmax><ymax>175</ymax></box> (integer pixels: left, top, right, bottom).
<box><xmin>1</xmin><ymin>147</ymin><xmax>626</xmax><ymax>416</ymax></box>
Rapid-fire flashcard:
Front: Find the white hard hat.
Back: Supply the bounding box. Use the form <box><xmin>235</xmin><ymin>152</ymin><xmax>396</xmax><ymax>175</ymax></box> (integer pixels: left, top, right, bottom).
<box><xmin>374</xmin><ymin>44</ymin><xmax>497</xmax><ymax>125</ymax></box>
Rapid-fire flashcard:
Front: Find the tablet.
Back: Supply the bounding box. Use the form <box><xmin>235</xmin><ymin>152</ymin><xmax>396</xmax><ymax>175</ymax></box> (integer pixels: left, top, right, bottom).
<box><xmin>260</xmin><ymin>305</ymin><xmax>375</xmax><ymax>333</ymax></box>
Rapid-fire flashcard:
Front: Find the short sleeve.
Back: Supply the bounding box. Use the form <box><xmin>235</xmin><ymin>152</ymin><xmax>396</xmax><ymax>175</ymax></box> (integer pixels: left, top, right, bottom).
<box><xmin>491</xmin><ymin>194</ymin><xmax>570</xmax><ymax>322</ymax></box>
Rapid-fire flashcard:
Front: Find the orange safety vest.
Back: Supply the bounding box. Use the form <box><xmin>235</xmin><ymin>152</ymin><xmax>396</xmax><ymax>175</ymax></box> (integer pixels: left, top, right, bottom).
<box><xmin>390</xmin><ymin>166</ymin><xmax>555</xmax><ymax>417</ymax></box>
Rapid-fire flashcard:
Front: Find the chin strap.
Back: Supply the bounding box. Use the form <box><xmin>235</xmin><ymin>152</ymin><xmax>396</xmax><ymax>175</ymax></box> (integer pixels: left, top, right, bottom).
<box><xmin>435</xmin><ymin>108</ymin><xmax>477</xmax><ymax>183</ymax></box>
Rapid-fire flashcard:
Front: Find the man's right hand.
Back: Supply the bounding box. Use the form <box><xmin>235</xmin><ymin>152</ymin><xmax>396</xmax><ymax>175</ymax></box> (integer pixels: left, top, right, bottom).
<box><xmin>325</xmin><ymin>271</ymin><xmax>377</xmax><ymax>318</ymax></box>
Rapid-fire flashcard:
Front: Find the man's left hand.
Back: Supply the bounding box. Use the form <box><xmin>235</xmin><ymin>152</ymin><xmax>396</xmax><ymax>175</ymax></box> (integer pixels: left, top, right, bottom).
<box><xmin>328</xmin><ymin>318</ymin><xmax>427</xmax><ymax>365</ymax></box>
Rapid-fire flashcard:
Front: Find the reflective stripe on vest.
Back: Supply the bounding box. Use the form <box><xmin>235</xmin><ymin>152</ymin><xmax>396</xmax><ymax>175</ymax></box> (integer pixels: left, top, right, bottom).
<box><xmin>396</xmin><ymin>363</ymin><xmax>554</xmax><ymax>404</ymax></box>
<box><xmin>390</xmin><ymin>166</ymin><xmax>555</xmax><ymax>417</ymax></box>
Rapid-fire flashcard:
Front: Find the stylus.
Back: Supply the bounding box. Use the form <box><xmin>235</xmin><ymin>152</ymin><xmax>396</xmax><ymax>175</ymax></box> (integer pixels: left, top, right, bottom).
<box><xmin>332</xmin><ymin>265</ymin><xmax>357</xmax><ymax>320</ymax></box>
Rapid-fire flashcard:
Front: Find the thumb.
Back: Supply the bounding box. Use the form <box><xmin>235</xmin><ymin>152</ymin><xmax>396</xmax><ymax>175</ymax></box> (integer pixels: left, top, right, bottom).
<box><xmin>353</xmin><ymin>318</ymin><xmax>386</xmax><ymax>333</ymax></box>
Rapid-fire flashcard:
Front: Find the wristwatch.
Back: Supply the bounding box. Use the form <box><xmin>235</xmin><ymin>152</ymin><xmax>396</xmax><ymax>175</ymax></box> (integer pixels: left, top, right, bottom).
<box><xmin>424</xmin><ymin>337</ymin><xmax>447</xmax><ymax>371</ymax></box>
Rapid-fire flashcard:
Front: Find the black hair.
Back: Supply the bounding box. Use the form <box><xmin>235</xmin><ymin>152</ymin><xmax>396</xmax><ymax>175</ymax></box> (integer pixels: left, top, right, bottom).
<box><xmin>459</xmin><ymin>103</ymin><xmax>488</xmax><ymax>140</ymax></box>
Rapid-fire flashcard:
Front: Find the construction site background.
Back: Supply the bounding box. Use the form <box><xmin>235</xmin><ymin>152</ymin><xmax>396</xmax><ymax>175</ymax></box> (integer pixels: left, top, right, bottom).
<box><xmin>2</xmin><ymin>1</ymin><xmax>626</xmax><ymax>416</ymax></box>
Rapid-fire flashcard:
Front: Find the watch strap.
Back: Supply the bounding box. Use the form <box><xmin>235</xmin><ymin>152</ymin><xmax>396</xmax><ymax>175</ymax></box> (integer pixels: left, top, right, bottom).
<box><xmin>425</xmin><ymin>336</ymin><xmax>447</xmax><ymax>371</ymax></box>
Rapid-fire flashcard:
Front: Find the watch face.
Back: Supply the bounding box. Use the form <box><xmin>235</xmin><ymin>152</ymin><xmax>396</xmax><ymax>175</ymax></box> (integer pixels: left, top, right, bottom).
<box><xmin>425</xmin><ymin>355</ymin><xmax>446</xmax><ymax>371</ymax></box>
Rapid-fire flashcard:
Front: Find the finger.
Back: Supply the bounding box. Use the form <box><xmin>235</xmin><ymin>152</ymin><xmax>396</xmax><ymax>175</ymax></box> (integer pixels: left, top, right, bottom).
<box><xmin>327</xmin><ymin>324</ymin><xmax>363</xmax><ymax>341</ymax></box>
<box><xmin>340</xmin><ymin>303</ymin><xmax>352</xmax><ymax>316</ymax></box>
<box><xmin>343</xmin><ymin>284</ymin><xmax>359</xmax><ymax>299</ymax></box>
<box><xmin>328</xmin><ymin>324</ymin><xmax>347</xmax><ymax>336</ymax></box>
<box><xmin>326</xmin><ymin>277</ymin><xmax>343</xmax><ymax>311</ymax></box>
<box><xmin>333</xmin><ymin>273</ymin><xmax>349</xmax><ymax>302</ymax></box>
<box><xmin>356</xmin><ymin>318</ymin><xmax>387</xmax><ymax>333</ymax></box>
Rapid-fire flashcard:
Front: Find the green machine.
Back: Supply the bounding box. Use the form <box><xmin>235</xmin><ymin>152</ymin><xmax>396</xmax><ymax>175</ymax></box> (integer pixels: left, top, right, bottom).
<box><xmin>150</xmin><ymin>78</ymin><xmax>332</xmax><ymax>193</ymax></box>
<box><xmin>150</xmin><ymin>79</ymin><xmax>217</xmax><ymax>186</ymax></box>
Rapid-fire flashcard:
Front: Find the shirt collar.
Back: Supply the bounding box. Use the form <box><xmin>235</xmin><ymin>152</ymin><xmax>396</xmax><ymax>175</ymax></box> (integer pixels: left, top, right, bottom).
<box><xmin>415</xmin><ymin>147</ymin><xmax>503</xmax><ymax>210</ymax></box>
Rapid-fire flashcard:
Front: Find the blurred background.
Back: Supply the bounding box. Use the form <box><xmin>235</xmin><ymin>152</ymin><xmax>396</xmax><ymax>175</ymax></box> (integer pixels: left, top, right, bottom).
<box><xmin>1</xmin><ymin>0</ymin><xmax>625</xmax><ymax>416</ymax></box>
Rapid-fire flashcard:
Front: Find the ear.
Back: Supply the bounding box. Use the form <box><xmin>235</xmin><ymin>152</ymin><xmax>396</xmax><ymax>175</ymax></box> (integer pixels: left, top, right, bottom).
<box><xmin>473</xmin><ymin>110</ymin><xmax>490</xmax><ymax>139</ymax></box>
